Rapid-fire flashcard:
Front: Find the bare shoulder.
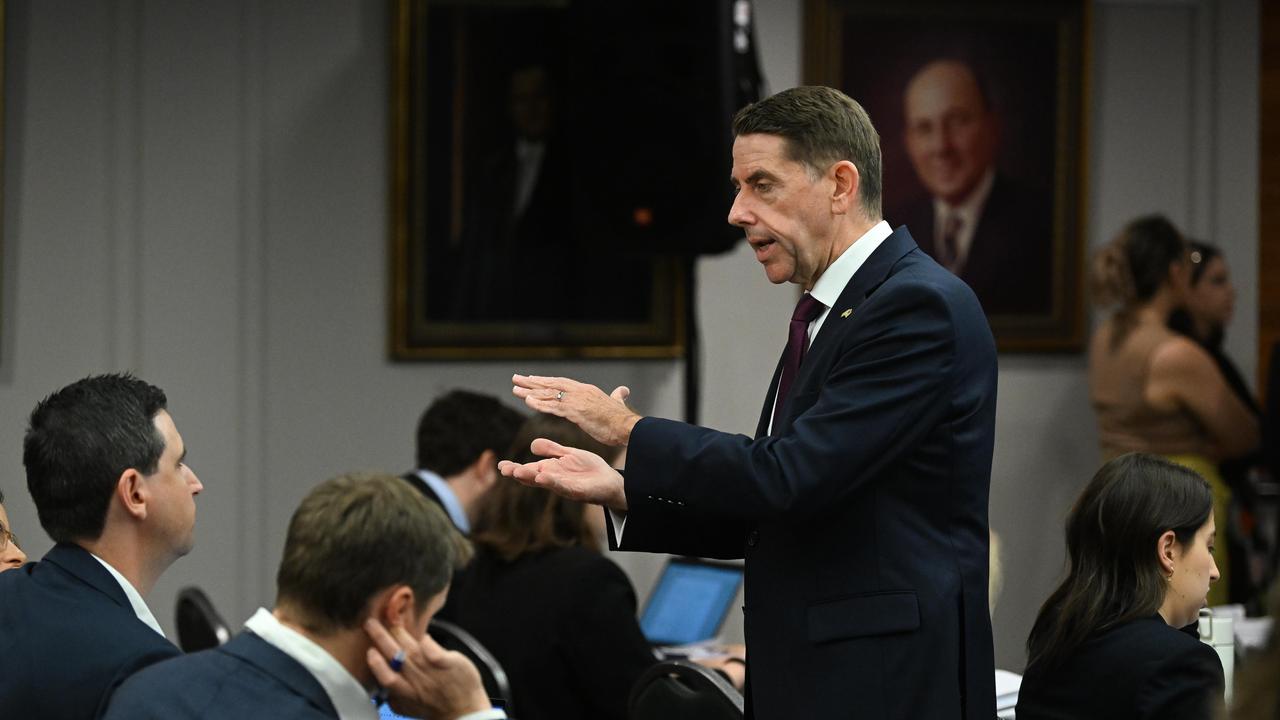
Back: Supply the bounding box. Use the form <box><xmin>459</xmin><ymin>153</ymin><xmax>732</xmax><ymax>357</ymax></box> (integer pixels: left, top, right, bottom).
<box><xmin>1149</xmin><ymin>335</ymin><xmax>1215</xmax><ymax>380</ymax></box>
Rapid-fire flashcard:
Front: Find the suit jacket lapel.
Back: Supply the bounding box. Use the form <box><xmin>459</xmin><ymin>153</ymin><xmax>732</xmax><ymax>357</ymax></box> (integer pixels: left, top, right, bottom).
<box><xmin>806</xmin><ymin>226</ymin><xmax>920</xmax><ymax>360</ymax></box>
<box><xmin>755</xmin><ymin>356</ymin><xmax>785</xmax><ymax>438</ymax></box>
<box><xmin>42</xmin><ymin>542</ymin><xmax>132</xmax><ymax>609</ymax></box>
<box><xmin>224</xmin><ymin>632</ymin><xmax>339</xmax><ymax>717</ymax></box>
<box><xmin>754</xmin><ymin>227</ymin><xmax>920</xmax><ymax>437</ymax></box>
<box><xmin>959</xmin><ymin>174</ymin><xmax>1015</xmax><ymax>289</ymax></box>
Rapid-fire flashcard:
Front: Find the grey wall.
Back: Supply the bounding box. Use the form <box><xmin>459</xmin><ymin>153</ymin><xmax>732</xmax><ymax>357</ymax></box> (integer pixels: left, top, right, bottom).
<box><xmin>0</xmin><ymin>0</ymin><xmax>1258</xmax><ymax>672</ymax></box>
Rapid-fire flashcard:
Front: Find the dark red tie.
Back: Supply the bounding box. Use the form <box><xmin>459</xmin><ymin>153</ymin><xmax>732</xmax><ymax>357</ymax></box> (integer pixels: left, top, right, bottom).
<box><xmin>773</xmin><ymin>292</ymin><xmax>826</xmax><ymax>431</ymax></box>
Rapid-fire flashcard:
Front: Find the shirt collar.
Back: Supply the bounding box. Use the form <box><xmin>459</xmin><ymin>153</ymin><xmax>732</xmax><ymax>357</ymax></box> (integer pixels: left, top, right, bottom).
<box><xmin>414</xmin><ymin>469</ymin><xmax>470</xmax><ymax>533</ymax></box>
<box><xmin>244</xmin><ymin>608</ymin><xmax>379</xmax><ymax>720</ymax></box>
<box><xmin>89</xmin><ymin>552</ymin><xmax>166</xmax><ymax>638</ymax></box>
<box><xmin>809</xmin><ymin>220</ymin><xmax>894</xmax><ymax>309</ymax></box>
<box><xmin>932</xmin><ymin>167</ymin><xmax>995</xmax><ymax>222</ymax></box>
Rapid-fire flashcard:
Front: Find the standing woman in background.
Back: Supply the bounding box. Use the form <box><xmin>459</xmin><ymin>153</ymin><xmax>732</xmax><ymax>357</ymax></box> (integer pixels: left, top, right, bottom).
<box><xmin>1089</xmin><ymin>215</ymin><xmax>1259</xmax><ymax>605</ymax></box>
<box><xmin>1168</xmin><ymin>241</ymin><xmax>1269</xmax><ymax>606</ymax></box>
<box><xmin>1168</xmin><ymin>242</ymin><xmax>1254</xmax><ymax>410</ymax></box>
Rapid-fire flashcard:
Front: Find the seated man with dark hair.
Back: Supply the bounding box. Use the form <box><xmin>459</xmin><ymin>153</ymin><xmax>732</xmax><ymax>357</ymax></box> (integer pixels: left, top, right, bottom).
<box><xmin>0</xmin><ymin>373</ymin><xmax>202</xmax><ymax>717</ymax></box>
<box><xmin>405</xmin><ymin>389</ymin><xmax>525</xmax><ymax>533</ymax></box>
<box><xmin>106</xmin><ymin>472</ymin><xmax>504</xmax><ymax>720</ymax></box>
<box><xmin>0</xmin><ymin>487</ymin><xmax>29</xmax><ymax>571</ymax></box>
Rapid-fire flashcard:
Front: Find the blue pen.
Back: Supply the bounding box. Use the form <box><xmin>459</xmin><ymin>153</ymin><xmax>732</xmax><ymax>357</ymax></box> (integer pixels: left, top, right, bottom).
<box><xmin>373</xmin><ymin>650</ymin><xmax>407</xmax><ymax>706</ymax></box>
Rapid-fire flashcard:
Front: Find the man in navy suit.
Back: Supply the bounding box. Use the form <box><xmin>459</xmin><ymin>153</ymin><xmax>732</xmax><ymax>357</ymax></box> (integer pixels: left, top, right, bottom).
<box><xmin>502</xmin><ymin>86</ymin><xmax>998</xmax><ymax>718</ymax></box>
<box><xmin>106</xmin><ymin>472</ymin><xmax>504</xmax><ymax>720</ymax></box>
<box><xmin>0</xmin><ymin>374</ymin><xmax>204</xmax><ymax>718</ymax></box>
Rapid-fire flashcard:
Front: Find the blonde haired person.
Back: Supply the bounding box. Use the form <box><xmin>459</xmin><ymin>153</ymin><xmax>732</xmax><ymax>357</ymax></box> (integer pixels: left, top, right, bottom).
<box><xmin>106</xmin><ymin>473</ymin><xmax>503</xmax><ymax>720</ymax></box>
<box><xmin>1088</xmin><ymin>215</ymin><xmax>1258</xmax><ymax>605</ymax></box>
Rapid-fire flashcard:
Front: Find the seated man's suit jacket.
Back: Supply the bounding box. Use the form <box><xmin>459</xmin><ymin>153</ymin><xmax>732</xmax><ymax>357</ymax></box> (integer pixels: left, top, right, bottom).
<box><xmin>611</xmin><ymin>227</ymin><xmax>998</xmax><ymax>719</ymax></box>
<box><xmin>104</xmin><ymin>632</ymin><xmax>339</xmax><ymax>719</ymax></box>
<box><xmin>0</xmin><ymin>542</ymin><xmax>181</xmax><ymax>718</ymax></box>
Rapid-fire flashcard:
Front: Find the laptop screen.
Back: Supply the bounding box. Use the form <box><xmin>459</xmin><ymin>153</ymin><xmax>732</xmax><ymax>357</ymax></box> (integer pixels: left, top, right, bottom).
<box><xmin>639</xmin><ymin>558</ymin><xmax>743</xmax><ymax>646</ymax></box>
<box><xmin>379</xmin><ymin>704</ymin><xmax>411</xmax><ymax>720</ymax></box>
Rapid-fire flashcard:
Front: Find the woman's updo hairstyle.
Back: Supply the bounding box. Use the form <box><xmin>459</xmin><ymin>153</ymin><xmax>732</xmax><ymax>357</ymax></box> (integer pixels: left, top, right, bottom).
<box><xmin>1091</xmin><ymin>215</ymin><xmax>1186</xmax><ymax>347</ymax></box>
<box><xmin>1091</xmin><ymin>215</ymin><xmax>1185</xmax><ymax>307</ymax></box>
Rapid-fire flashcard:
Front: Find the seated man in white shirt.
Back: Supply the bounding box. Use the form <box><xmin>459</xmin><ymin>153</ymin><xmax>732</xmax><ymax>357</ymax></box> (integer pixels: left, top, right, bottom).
<box><xmin>106</xmin><ymin>472</ymin><xmax>503</xmax><ymax>720</ymax></box>
<box><xmin>0</xmin><ymin>373</ymin><xmax>203</xmax><ymax>718</ymax></box>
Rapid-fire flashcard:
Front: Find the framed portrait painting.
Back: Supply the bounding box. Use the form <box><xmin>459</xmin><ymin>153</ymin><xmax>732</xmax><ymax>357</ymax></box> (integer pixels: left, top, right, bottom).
<box><xmin>805</xmin><ymin>0</ymin><xmax>1088</xmax><ymax>352</ymax></box>
<box><xmin>390</xmin><ymin>0</ymin><xmax>691</xmax><ymax>360</ymax></box>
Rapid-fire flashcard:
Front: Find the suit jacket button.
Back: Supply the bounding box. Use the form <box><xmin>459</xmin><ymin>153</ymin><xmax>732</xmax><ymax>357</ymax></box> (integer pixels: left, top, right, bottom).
<box><xmin>746</xmin><ymin>530</ymin><xmax>759</xmax><ymax>548</ymax></box>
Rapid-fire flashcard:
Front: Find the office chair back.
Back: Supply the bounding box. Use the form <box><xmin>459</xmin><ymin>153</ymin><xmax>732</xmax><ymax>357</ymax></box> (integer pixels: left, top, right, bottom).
<box><xmin>629</xmin><ymin>659</ymin><xmax>744</xmax><ymax>720</ymax></box>
<box><xmin>428</xmin><ymin>619</ymin><xmax>515</xmax><ymax>714</ymax></box>
<box><xmin>175</xmin><ymin>586</ymin><xmax>232</xmax><ymax>653</ymax></box>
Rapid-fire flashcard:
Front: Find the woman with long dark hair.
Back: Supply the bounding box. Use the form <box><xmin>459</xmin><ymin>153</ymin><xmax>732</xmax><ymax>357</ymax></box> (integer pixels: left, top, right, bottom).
<box><xmin>439</xmin><ymin>415</ymin><xmax>743</xmax><ymax>720</ymax></box>
<box><xmin>1016</xmin><ymin>453</ymin><xmax>1224</xmax><ymax>718</ymax></box>
<box><xmin>1089</xmin><ymin>215</ymin><xmax>1258</xmax><ymax>605</ymax></box>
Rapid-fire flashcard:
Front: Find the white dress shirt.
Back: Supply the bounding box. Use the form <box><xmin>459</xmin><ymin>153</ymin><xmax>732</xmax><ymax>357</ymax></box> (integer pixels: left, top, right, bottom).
<box><xmin>245</xmin><ymin>608</ymin><xmax>379</xmax><ymax>720</ymax></box>
<box><xmin>513</xmin><ymin>138</ymin><xmax>546</xmax><ymax>218</ymax></box>
<box><xmin>930</xmin><ymin>168</ymin><xmax>995</xmax><ymax>273</ymax></box>
<box><xmin>244</xmin><ymin>608</ymin><xmax>507</xmax><ymax>720</ymax></box>
<box><xmin>90</xmin><ymin>552</ymin><xmax>166</xmax><ymax>638</ymax></box>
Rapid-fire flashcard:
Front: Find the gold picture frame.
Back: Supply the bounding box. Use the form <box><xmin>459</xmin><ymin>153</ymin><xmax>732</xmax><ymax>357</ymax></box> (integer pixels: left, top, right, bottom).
<box><xmin>806</xmin><ymin>0</ymin><xmax>1088</xmax><ymax>352</ymax></box>
<box><xmin>389</xmin><ymin>0</ymin><xmax>686</xmax><ymax>360</ymax></box>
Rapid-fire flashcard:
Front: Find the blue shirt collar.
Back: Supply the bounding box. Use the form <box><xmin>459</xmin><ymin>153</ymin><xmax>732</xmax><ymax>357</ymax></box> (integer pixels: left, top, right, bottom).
<box><xmin>414</xmin><ymin>469</ymin><xmax>470</xmax><ymax>533</ymax></box>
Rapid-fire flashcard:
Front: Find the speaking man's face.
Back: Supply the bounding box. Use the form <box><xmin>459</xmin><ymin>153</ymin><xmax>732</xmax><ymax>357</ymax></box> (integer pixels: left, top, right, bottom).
<box><xmin>903</xmin><ymin>60</ymin><xmax>998</xmax><ymax>206</ymax></box>
<box><xmin>727</xmin><ymin>133</ymin><xmax>842</xmax><ymax>291</ymax></box>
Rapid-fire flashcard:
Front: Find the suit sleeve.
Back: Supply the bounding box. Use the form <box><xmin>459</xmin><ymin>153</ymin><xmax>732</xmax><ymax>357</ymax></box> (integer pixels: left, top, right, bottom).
<box><xmin>626</xmin><ymin>280</ymin><xmax>958</xmax><ymax>520</ymax></box>
<box><xmin>96</xmin><ymin>641</ymin><xmax>182</xmax><ymax>719</ymax></box>
<box><xmin>561</xmin><ymin>557</ymin><xmax>660</xmax><ymax>720</ymax></box>
<box><xmin>1136</xmin><ymin>641</ymin><xmax>1225</xmax><ymax>720</ymax></box>
<box><xmin>605</xmin><ymin>504</ymin><xmax>749</xmax><ymax>560</ymax></box>
<box><xmin>99</xmin><ymin>645</ymin><xmax>188</xmax><ymax>720</ymax></box>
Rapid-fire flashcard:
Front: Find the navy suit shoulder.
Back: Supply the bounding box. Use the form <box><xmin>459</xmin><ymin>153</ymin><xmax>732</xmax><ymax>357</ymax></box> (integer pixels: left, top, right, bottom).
<box><xmin>104</xmin><ymin>631</ymin><xmax>338</xmax><ymax>719</ymax></box>
<box><xmin>0</xmin><ymin>543</ymin><xmax>181</xmax><ymax>719</ymax></box>
<box><xmin>620</xmin><ymin>227</ymin><xmax>997</xmax><ymax>719</ymax></box>
<box><xmin>1017</xmin><ymin>616</ymin><xmax>1225</xmax><ymax>720</ymax></box>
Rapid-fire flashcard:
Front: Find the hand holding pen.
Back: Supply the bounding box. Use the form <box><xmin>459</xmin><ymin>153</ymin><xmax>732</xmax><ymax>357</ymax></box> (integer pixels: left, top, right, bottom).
<box><xmin>365</xmin><ymin>618</ymin><xmax>492</xmax><ymax>719</ymax></box>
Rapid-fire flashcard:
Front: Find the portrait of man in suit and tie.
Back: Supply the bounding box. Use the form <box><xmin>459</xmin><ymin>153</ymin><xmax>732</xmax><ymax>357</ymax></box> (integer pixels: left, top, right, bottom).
<box><xmin>820</xmin><ymin>0</ymin><xmax>1088</xmax><ymax>350</ymax></box>
<box><xmin>896</xmin><ymin>58</ymin><xmax>1053</xmax><ymax>317</ymax></box>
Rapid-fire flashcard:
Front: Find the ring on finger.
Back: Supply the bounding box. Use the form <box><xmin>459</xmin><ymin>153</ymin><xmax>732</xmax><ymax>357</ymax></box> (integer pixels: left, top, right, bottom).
<box><xmin>390</xmin><ymin>649</ymin><xmax>406</xmax><ymax>672</ymax></box>
<box><xmin>556</xmin><ymin>390</ymin><xmax>565</xmax><ymax>401</ymax></box>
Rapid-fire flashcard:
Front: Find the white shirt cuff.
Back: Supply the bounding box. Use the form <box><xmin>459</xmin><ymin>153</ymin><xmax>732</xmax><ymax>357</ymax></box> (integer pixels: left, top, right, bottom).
<box><xmin>456</xmin><ymin>709</ymin><xmax>507</xmax><ymax>720</ymax></box>
<box><xmin>609</xmin><ymin>507</ymin><xmax>628</xmax><ymax>545</ymax></box>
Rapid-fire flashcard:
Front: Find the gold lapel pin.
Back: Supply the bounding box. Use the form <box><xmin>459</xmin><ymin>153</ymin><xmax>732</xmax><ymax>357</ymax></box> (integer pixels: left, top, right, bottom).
<box><xmin>840</xmin><ymin>308</ymin><xmax>853</xmax><ymax>318</ymax></box>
